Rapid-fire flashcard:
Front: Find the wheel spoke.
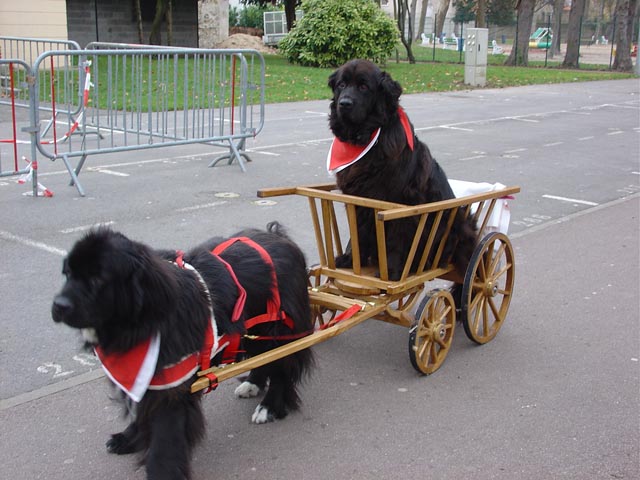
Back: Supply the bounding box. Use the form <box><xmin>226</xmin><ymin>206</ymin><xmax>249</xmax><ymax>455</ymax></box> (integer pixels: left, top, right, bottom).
<box><xmin>429</xmin><ymin>342</ymin><xmax>439</xmax><ymax>364</ymax></box>
<box><xmin>472</xmin><ymin>295</ymin><xmax>484</xmax><ymax>334</ymax></box>
<box><xmin>490</xmin><ymin>262</ymin><xmax>511</xmax><ymax>283</ymax></box>
<box><xmin>418</xmin><ymin>338</ymin><xmax>431</xmax><ymax>360</ymax></box>
<box><xmin>488</xmin><ymin>297</ymin><xmax>502</xmax><ymax>323</ymax></box>
<box><xmin>482</xmin><ymin>296</ymin><xmax>489</xmax><ymax>336</ymax></box>
<box><xmin>488</xmin><ymin>242</ymin><xmax>507</xmax><ymax>274</ymax></box>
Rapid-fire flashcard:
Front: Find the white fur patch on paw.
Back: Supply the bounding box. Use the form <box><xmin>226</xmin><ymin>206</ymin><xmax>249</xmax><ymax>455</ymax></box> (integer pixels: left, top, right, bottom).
<box><xmin>234</xmin><ymin>381</ymin><xmax>261</xmax><ymax>398</ymax></box>
<box><xmin>251</xmin><ymin>405</ymin><xmax>273</xmax><ymax>424</ymax></box>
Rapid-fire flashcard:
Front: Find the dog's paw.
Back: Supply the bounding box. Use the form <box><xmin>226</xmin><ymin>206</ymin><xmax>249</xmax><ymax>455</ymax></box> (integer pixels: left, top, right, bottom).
<box><xmin>251</xmin><ymin>405</ymin><xmax>274</xmax><ymax>424</ymax></box>
<box><xmin>235</xmin><ymin>381</ymin><xmax>261</xmax><ymax>398</ymax></box>
<box><xmin>106</xmin><ymin>433</ymin><xmax>138</xmax><ymax>455</ymax></box>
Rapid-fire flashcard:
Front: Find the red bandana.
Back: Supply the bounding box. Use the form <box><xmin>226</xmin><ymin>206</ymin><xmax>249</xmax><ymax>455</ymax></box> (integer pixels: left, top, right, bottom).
<box><xmin>327</xmin><ymin>107</ymin><xmax>414</xmax><ymax>174</ymax></box>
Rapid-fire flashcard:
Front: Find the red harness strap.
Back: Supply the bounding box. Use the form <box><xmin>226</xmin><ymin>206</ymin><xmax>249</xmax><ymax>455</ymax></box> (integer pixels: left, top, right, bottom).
<box><xmin>212</xmin><ymin>237</ymin><xmax>296</xmax><ymax>331</ymax></box>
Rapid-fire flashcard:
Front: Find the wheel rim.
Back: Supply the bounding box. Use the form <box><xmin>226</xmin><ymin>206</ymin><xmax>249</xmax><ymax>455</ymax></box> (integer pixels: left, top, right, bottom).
<box><xmin>409</xmin><ymin>290</ymin><xmax>456</xmax><ymax>375</ymax></box>
<box><xmin>462</xmin><ymin>232</ymin><xmax>515</xmax><ymax>344</ymax></box>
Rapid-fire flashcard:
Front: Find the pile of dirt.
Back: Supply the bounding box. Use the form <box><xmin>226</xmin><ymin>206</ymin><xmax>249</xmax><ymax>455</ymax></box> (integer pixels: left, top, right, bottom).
<box><xmin>215</xmin><ymin>34</ymin><xmax>276</xmax><ymax>54</ymax></box>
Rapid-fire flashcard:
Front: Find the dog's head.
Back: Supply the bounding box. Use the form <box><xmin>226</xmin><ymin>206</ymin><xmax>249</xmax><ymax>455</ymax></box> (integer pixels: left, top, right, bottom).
<box><xmin>328</xmin><ymin>59</ymin><xmax>402</xmax><ymax>143</ymax></box>
<box><xmin>51</xmin><ymin>228</ymin><xmax>177</xmax><ymax>348</ymax></box>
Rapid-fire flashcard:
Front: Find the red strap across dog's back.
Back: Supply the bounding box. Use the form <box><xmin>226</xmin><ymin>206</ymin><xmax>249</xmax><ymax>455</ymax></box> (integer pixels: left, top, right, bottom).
<box><xmin>212</xmin><ymin>237</ymin><xmax>294</xmax><ymax>331</ymax></box>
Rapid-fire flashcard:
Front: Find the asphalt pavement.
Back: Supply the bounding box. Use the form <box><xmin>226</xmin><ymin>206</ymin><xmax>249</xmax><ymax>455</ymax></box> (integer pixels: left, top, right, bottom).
<box><xmin>0</xmin><ymin>78</ymin><xmax>638</xmax><ymax>479</ymax></box>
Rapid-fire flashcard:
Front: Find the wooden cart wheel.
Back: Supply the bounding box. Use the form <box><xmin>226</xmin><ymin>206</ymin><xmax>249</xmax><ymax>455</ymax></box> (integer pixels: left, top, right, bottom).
<box><xmin>408</xmin><ymin>289</ymin><xmax>456</xmax><ymax>375</ymax></box>
<box><xmin>461</xmin><ymin>232</ymin><xmax>515</xmax><ymax>345</ymax></box>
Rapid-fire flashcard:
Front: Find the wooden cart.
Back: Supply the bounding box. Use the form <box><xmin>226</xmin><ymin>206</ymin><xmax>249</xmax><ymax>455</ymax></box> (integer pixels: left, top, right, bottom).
<box><xmin>191</xmin><ymin>183</ymin><xmax>520</xmax><ymax>393</ymax></box>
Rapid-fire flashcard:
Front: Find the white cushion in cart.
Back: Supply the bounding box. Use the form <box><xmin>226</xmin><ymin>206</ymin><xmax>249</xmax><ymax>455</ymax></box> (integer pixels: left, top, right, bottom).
<box><xmin>448</xmin><ymin>180</ymin><xmax>512</xmax><ymax>235</ymax></box>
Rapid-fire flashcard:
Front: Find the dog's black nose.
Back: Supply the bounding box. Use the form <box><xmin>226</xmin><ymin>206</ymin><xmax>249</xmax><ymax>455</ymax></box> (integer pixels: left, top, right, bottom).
<box><xmin>51</xmin><ymin>295</ymin><xmax>73</xmax><ymax>322</ymax></box>
<box><xmin>339</xmin><ymin>97</ymin><xmax>353</xmax><ymax>109</ymax></box>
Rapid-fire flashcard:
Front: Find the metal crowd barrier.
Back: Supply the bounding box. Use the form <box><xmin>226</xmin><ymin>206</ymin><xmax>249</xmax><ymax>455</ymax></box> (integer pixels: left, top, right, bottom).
<box><xmin>0</xmin><ymin>36</ymin><xmax>83</xmax><ymax>136</ymax></box>
<box><xmin>30</xmin><ymin>47</ymin><xmax>265</xmax><ymax>196</ymax></box>
<box><xmin>0</xmin><ymin>58</ymin><xmax>40</xmax><ymax>196</ymax></box>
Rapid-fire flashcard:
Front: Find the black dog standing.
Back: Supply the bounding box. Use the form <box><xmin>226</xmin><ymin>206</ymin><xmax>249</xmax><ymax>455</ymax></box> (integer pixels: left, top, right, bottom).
<box><xmin>51</xmin><ymin>223</ymin><xmax>314</xmax><ymax>480</ymax></box>
<box><xmin>327</xmin><ymin>59</ymin><xmax>477</xmax><ymax>285</ymax></box>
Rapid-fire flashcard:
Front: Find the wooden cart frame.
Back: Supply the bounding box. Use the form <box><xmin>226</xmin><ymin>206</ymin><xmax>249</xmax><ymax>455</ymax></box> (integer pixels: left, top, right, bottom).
<box><xmin>191</xmin><ymin>183</ymin><xmax>520</xmax><ymax>393</ymax></box>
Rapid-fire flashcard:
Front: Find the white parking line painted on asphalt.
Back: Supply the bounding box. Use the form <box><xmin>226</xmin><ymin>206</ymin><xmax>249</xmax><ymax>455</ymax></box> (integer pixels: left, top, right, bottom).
<box><xmin>0</xmin><ymin>230</ymin><xmax>67</xmax><ymax>256</ymax></box>
<box><xmin>440</xmin><ymin>125</ymin><xmax>474</xmax><ymax>131</ymax></box>
<box><xmin>504</xmin><ymin>148</ymin><xmax>527</xmax><ymax>153</ymax></box>
<box><xmin>60</xmin><ymin>221</ymin><xmax>116</xmax><ymax>234</ymax></box>
<box><xmin>542</xmin><ymin>194</ymin><xmax>599</xmax><ymax>206</ymax></box>
<box><xmin>88</xmin><ymin>168</ymin><xmax>130</xmax><ymax>177</ymax></box>
<box><xmin>174</xmin><ymin>200</ymin><xmax>227</xmax><ymax>212</ymax></box>
<box><xmin>578</xmin><ymin>136</ymin><xmax>595</xmax><ymax>141</ymax></box>
<box><xmin>458</xmin><ymin>154</ymin><xmax>486</xmax><ymax>161</ymax></box>
<box><xmin>543</xmin><ymin>142</ymin><xmax>564</xmax><ymax>147</ymax></box>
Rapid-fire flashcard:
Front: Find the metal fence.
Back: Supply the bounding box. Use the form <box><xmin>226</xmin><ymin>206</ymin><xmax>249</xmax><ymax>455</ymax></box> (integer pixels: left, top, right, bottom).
<box><xmin>0</xmin><ymin>38</ymin><xmax>265</xmax><ymax>197</ymax></box>
<box><xmin>0</xmin><ymin>58</ymin><xmax>40</xmax><ymax>196</ymax></box>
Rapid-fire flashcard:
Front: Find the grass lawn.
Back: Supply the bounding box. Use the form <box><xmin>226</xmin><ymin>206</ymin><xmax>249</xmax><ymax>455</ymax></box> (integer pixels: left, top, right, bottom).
<box><xmin>263</xmin><ymin>53</ymin><xmax>635</xmax><ymax>104</ymax></box>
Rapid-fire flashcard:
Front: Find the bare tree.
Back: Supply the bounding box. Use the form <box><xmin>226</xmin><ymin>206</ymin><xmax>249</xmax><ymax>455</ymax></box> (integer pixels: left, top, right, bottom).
<box><xmin>612</xmin><ymin>0</ymin><xmax>638</xmax><ymax>71</ymax></box>
<box><xmin>549</xmin><ymin>0</ymin><xmax>563</xmax><ymax>57</ymax></box>
<box><xmin>504</xmin><ymin>0</ymin><xmax>536</xmax><ymax>66</ymax></box>
<box><xmin>149</xmin><ymin>0</ymin><xmax>170</xmax><ymax>45</ymax></box>
<box><xmin>134</xmin><ymin>0</ymin><xmax>144</xmax><ymax>43</ymax></box>
<box><xmin>477</xmin><ymin>0</ymin><xmax>487</xmax><ymax>27</ymax></box>
<box><xmin>562</xmin><ymin>0</ymin><xmax>587</xmax><ymax>68</ymax></box>
<box><xmin>434</xmin><ymin>0</ymin><xmax>451</xmax><ymax>37</ymax></box>
<box><xmin>417</xmin><ymin>0</ymin><xmax>430</xmax><ymax>39</ymax></box>
<box><xmin>396</xmin><ymin>0</ymin><xmax>417</xmax><ymax>62</ymax></box>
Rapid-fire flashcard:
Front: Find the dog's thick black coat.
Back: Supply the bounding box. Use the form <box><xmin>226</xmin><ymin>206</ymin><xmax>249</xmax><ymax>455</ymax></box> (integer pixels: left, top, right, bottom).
<box><xmin>51</xmin><ymin>223</ymin><xmax>313</xmax><ymax>480</ymax></box>
<box><xmin>328</xmin><ymin>59</ymin><xmax>477</xmax><ymax>282</ymax></box>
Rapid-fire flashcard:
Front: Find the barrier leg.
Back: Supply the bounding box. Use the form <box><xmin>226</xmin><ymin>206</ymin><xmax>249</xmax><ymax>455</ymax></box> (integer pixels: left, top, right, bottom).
<box><xmin>208</xmin><ymin>139</ymin><xmax>250</xmax><ymax>172</ymax></box>
<box><xmin>61</xmin><ymin>154</ymin><xmax>86</xmax><ymax>196</ymax></box>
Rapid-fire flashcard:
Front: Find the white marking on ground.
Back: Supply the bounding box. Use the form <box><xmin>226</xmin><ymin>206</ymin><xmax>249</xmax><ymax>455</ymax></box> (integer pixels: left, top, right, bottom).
<box><xmin>459</xmin><ymin>155</ymin><xmax>486</xmax><ymax>161</ymax></box>
<box><xmin>578</xmin><ymin>136</ymin><xmax>595</xmax><ymax>141</ymax></box>
<box><xmin>543</xmin><ymin>142</ymin><xmax>564</xmax><ymax>147</ymax></box>
<box><xmin>60</xmin><ymin>221</ymin><xmax>115</xmax><ymax>234</ymax></box>
<box><xmin>174</xmin><ymin>200</ymin><xmax>227</xmax><ymax>213</ymax></box>
<box><xmin>0</xmin><ymin>230</ymin><xmax>67</xmax><ymax>256</ymax></box>
<box><xmin>440</xmin><ymin>125</ymin><xmax>474</xmax><ymax>132</ymax></box>
<box><xmin>88</xmin><ymin>168</ymin><xmax>130</xmax><ymax>177</ymax></box>
<box><xmin>542</xmin><ymin>194</ymin><xmax>599</xmax><ymax>206</ymax></box>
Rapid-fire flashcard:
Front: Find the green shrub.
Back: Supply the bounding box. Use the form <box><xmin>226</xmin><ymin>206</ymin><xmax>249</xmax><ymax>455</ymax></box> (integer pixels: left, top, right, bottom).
<box><xmin>278</xmin><ymin>0</ymin><xmax>399</xmax><ymax>68</ymax></box>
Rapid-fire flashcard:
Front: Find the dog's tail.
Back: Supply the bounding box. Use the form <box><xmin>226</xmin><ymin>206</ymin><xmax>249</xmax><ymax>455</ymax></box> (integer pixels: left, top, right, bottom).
<box><xmin>266</xmin><ymin>221</ymin><xmax>288</xmax><ymax>238</ymax></box>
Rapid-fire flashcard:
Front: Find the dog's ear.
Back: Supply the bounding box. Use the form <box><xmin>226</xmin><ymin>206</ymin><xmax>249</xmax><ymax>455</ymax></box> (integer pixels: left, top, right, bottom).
<box><xmin>128</xmin><ymin>248</ymin><xmax>178</xmax><ymax>324</ymax></box>
<box><xmin>328</xmin><ymin>70</ymin><xmax>339</xmax><ymax>91</ymax></box>
<box><xmin>379</xmin><ymin>71</ymin><xmax>402</xmax><ymax>109</ymax></box>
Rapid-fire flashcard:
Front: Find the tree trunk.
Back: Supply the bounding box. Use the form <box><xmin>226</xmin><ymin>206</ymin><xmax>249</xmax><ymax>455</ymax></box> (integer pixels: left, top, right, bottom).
<box><xmin>612</xmin><ymin>0</ymin><xmax>637</xmax><ymax>71</ymax></box>
<box><xmin>134</xmin><ymin>0</ymin><xmax>144</xmax><ymax>43</ymax></box>
<box><xmin>504</xmin><ymin>0</ymin><xmax>535</xmax><ymax>66</ymax></box>
<box><xmin>434</xmin><ymin>0</ymin><xmax>450</xmax><ymax>37</ymax></box>
<box><xmin>417</xmin><ymin>0</ymin><xmax>430</xmax><ymax>38</ymax></box>
<box><xmin>285</xmin><ymin>0</ymin><xmax>296</xmax><ymax>31</ymax></box>
<box><xmin>166</xmin><ymin>0</ymin><xmax>173</xmax><ymax>46</ymax></box>
<box><xmin>549</xmin><ymin>0</ymin><xmax>563</xmax><ymax>57</ymax></box>
<box><xmin>149</xmin><ymin>0</ymin><xmax>169</xmax><ymax>45</ymax></box>
<box><xmin>562</xmin><ymin>0</ymin><xmax>586</xmax><ymax>68</ymax></box>
<box><xmin>411</xmin><ymin>0</ymin><xmax>419</xmax><ymax>39</ymax></box>
<box><xmin>397</xmin><ymin>0</ymin><xmax>416</xmax><ymax>63</ymax></box>
<box><xmin>477</xmin><ymin>0</ymin><xmax>487</xmax><ymax>28</ymax></box>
